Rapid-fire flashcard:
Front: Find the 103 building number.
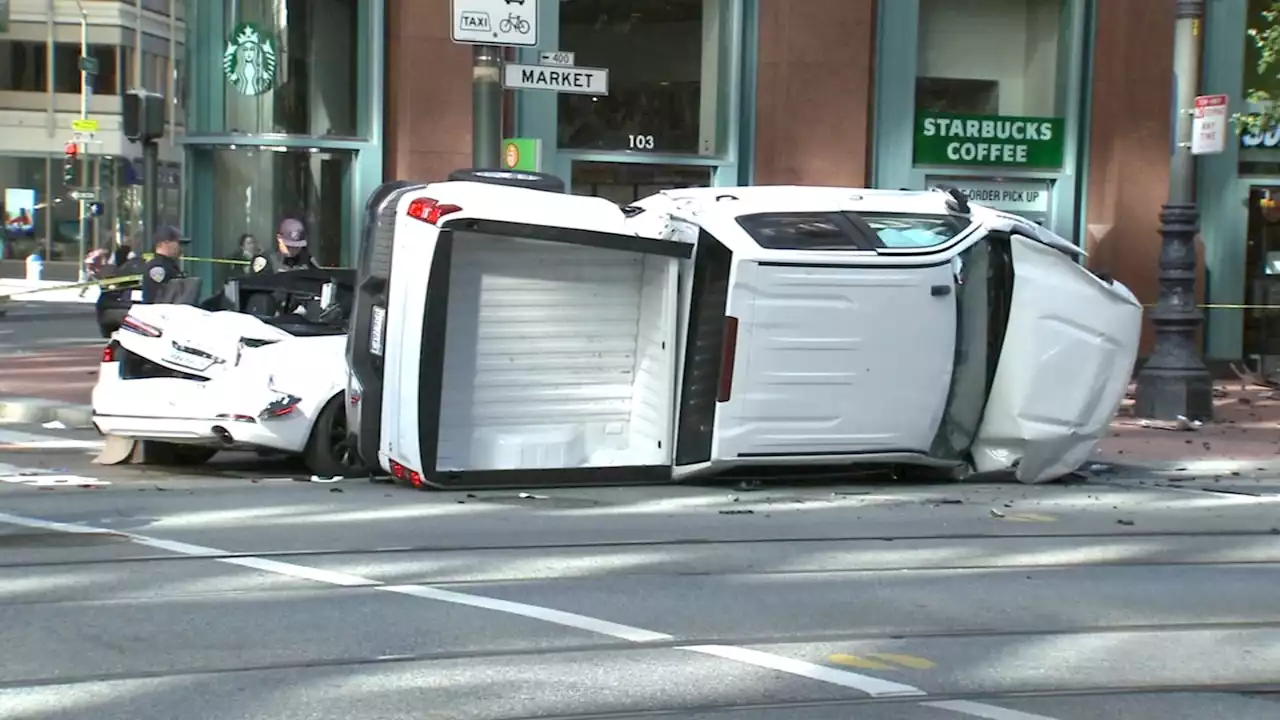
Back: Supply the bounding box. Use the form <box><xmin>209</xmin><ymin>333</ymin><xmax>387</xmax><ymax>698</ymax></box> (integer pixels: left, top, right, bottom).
<box><xmin>628</xmin><ymin>134</ymin><xmax>656</xmax><ymax>150</ymax></box>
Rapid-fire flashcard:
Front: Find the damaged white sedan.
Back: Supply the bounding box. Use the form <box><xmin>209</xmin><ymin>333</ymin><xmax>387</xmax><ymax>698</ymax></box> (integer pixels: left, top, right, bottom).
<box><xmin>92</xmin><ymin>269</ymin><xmax>363</xmax><ymax>476</ymax></box>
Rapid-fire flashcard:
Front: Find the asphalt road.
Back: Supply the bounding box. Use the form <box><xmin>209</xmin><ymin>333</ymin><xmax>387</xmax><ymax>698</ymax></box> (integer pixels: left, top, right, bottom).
<box><xmin>0</xmin><ymin>301</ymin><xmax>102</xmax><ymax>354</ymax></box>
<box><xmin>1</xmin><ymin>422</ymin><xmax>1279</xmax><ymax>719</ymax></box>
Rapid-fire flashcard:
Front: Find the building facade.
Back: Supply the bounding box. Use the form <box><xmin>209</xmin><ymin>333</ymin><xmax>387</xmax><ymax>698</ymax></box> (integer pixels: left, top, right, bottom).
<box><xmin>6</xmin><ymin>0</ymin><xmax>1245</xmax><ymax>360</ymax></box>
<box><xmin>0</xmin><ymin>0</ymin><xmax>184</xmax><ymax>278</ymax></box>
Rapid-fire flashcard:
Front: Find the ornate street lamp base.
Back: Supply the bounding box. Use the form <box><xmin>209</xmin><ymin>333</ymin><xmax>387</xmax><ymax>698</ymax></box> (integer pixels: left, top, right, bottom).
<box><xmin>1134</xmin><ymin>368</ymin><xmax>1214</xmax><ymax>421</ymax></box>
<box><xmin>1133</xmin><ymin>203</ymin><xmax>1214</xmax><ymax>422</ymax></box>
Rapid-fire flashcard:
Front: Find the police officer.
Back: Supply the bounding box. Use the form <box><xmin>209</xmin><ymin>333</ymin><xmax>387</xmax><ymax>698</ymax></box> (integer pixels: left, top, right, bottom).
<box><xmin>264</xmin><ymin>218</ymin><xmax>322</xmax><ymax>273</ymax></box>
<box><xmin>140</xmin><ymin>225</ymin><xmax>187</xmax><ymax>304</ymax></box>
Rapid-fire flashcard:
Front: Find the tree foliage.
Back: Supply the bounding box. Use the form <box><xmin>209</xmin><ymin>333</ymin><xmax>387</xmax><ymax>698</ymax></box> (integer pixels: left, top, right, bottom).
<box><xmin>1237</xmin><ymin>1</ymin><xmax>1280</xmax><ymax>134</ymax></box>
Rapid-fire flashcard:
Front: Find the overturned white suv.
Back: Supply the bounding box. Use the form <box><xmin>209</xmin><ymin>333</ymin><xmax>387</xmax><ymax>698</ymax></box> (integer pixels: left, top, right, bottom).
<box><xmin>347</xmin><ymin>172</ymin><xmax>1142</xmax><ymax>490</ymax></box>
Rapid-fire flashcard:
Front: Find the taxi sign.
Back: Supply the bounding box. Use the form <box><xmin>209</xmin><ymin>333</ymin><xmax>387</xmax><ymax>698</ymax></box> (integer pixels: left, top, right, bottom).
<box><xmin>71</xmin><ymin>118</ymin><xmax>99</xmax><ymax>133</ymax></box>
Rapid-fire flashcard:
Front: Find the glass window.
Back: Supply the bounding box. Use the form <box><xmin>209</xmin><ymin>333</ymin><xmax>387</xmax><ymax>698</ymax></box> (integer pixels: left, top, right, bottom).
<box><xmin>915</xmin><ymin>0</ymin><xmax>1066</xmax><ymax>117</ymax></box>
<box><xmin>0</xmin><ymin>41</ymin><xmax>46</xmax><ymax>92</ymax></box>
<box><xmin>222</xmin><ymin>0</ymin><xmax>359</xmax><ymax>137</ymax></box>
<box><xmin>570</xmin><ymin>161</ymin><xmax>712</xmax><ymax>204</ymax></box>
<box><xmin>204</xmin><ymin>147</ymin><xmax>352</xmax><ymax>282</ymax></box>
<box><xmin>0</xmin><ymin>155</ymin><xmax>51</xmax><ymax>261</ymax></box>
<box><xmin>737</xmin><ymin>213</ymin><xmax>864</xmax><ymax>251</ymax></box>
<box><xmin>858</xmin><ymin>214</ymin><xmax>969</xmax><ymax>249</ymax></box>
<box><xmin>558</xmin><ymin>0</ymin><xmax>721</xmax><ymax>155</ymax></box>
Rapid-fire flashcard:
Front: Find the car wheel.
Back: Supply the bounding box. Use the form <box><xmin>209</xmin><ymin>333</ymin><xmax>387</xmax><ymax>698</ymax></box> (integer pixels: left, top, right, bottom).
<box><xmin>304</xmin><ymin>396</ymin><xmax>370</xmax><ymax>478</ymax></box>
<box><xmin>148</xmin><ymin>442</ymin><xmax>218</xmax><ymax>466</ymax></box>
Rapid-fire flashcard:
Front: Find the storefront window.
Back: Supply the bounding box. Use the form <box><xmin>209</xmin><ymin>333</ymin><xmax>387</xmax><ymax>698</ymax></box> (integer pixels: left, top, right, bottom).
<box><xmin>0</xmin><ymin>156</ymin><xmax>49</xmax><ymax>261</ymax></box>
<box><xmin>557</xmin><ymin>0</ymin><xmax>721</xmax><ymax>155</ymax></box>
<box><xmin>913</xmin><ymin>0</ymin><xmax>1068</xmax><ymax>169</ymax></box>
<box><xmin>204</xmin><ymin>147</ymin><xmax>351</xmax><ymax>279</ymax></box>
<box><xmin>0</xmin><ymin>41</ymin><xmax>121</xmax><ymax>95</ymax></box>
<box><xmin>221</xmin><ymin>0</ymin><xmax>359</xmax><ymax>137</ymax></box>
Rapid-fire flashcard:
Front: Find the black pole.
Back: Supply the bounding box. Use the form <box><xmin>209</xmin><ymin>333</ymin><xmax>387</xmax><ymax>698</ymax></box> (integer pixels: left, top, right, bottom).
<box><xmin>142</xmin><ymin>139</ymin><xmax>159</xmax><ymax>244</ymax></box>
<box><xmin>1134</xmin><ymin>0</ymin><xmax>1214</xmax><ymax>421</ymax></box>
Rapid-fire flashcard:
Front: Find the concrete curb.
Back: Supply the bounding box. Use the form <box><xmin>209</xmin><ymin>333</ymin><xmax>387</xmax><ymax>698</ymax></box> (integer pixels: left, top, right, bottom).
<box><xmin>0</xmin><ymin>397</ymin><xmax>95</xmax><ymax>427</ymax></box>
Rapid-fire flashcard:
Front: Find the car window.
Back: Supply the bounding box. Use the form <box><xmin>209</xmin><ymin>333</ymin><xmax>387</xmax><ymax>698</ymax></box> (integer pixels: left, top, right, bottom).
<box><xmin>852</xmin><ymin>213</ymin><xmax>968</xmax><ymax>249</ymax></box>
<box><xmin>736</xmin><ymin>213</ymin><xmax>866</xmax><ymax>250</ymax></box>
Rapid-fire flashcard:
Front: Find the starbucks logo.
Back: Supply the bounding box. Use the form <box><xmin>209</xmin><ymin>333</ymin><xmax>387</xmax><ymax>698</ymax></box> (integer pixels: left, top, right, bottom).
<box><xmin>222</xmin><ymin>22</ymin><xmax>277</xmax><ymax>96</ymax></box>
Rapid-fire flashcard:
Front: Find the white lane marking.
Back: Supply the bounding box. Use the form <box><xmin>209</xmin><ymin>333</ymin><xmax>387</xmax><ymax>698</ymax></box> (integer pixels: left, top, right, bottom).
<box><xmin>0</xmin><ymin>511</ymin><xmax>1062</xmax><ymax>720</ymax></box>
<box><xmin>2</xmin><ymin>475</ymin><xmax>110</xmax><ymax>486</ymax></box>
<box><xmin>924</xmin><ymin>700</ymin><xmax>1062</xmax><ymax>720</ymax></box>
<box><xmin>380</xmin><ymin>584</ymin><xmax>673</xmax><ymax>643</ymax></box>
<box><xmin>681</xmin><ymin>644</ymin><xmax>925</xmax><ymax>697</ymax></box>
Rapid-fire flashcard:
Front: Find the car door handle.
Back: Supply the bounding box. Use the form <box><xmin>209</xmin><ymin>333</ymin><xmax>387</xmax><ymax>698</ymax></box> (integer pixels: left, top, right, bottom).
<box><xmin>930</xmin><ymin>284</ymin><xmax>952</xmax><ymax>297</ymax></box>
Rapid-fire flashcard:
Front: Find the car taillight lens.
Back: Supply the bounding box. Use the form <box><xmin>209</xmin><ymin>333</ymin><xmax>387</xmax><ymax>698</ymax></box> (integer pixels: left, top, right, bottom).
<box><xmin>102</xmin><ymin>342</ymin><xmax>117</xmax><ymax>363</ymax></box>
<box><xmin>121</xmin><ymin>316</ymin><xmax>162</xmax><ymax>337</ymax></box>
<box><xmin>388</xmin><ymin>460</ymin><xmax>424</xmax><ymax>488</ymax></box>
<box><xmin>717</xmin><ymin>316</ymin><xmax>739</xmax><ymax>403</ymax></box>
<box><xmin>406</xmin><ymin>197</ymin><xmax>462</xmax><ymax>225</ymax></box>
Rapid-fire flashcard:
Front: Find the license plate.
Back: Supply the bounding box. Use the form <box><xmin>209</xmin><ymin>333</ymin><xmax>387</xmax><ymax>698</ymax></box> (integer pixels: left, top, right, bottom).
<box><xmin>370</xmin><ymin>305</ymin><xmax>386</xmax><ymax>357</ymax></box>
<box><xmin>163</xmin><ymin>350</ymin><xmax>210</xmax><ymax>371</ymax></box>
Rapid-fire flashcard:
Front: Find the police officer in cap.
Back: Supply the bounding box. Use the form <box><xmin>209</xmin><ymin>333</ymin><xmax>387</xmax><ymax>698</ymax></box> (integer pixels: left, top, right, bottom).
<box><xmin>264</xmin><ymin>218</ymin><xmax>322</xmax><ymax>273</ymax></box>
<box><xmin>140</xmin><ymin>225</ymin><xmax>188</xmax><ymax>304</ymax></box>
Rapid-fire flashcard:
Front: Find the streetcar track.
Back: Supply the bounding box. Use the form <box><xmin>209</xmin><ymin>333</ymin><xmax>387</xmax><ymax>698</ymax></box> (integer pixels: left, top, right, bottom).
<box><xmin>5</xmin><ymin>618</ymin><xmax>1280</xmax><ymax>690</ymax></box>
<box><xmin>488</xmin><ymin>685</ymin><xmax>1280</xmax><ymax>720</ymax></box>
<box><xmin>3</xmin><ymin>528</ymin><xmax>1280</xmax><ymax>570</ymax></box>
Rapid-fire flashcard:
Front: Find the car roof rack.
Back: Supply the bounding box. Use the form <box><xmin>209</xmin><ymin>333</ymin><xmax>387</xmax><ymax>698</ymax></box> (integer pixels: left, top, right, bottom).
<box><xmin>930</xmin><ymin>184</ymin><xmax>971</xmax><ymax>215</ymax></box>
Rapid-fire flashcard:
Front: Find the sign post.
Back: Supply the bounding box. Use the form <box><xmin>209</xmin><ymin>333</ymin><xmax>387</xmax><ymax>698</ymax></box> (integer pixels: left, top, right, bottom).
<box><xmin>451</xmin><ymin>0</ymin><xmax>540</xmax><ymax>168</ymax></box>
<box><xmin>1191</xmin><ymin>94</ymin><xmax>1228</xmax><ymax>155</ymax></box>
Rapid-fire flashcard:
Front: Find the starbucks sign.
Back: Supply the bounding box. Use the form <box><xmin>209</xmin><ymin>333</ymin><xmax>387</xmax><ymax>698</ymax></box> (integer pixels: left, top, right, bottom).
<box><xmin>222</xmin><ymin>22</ymin><xmax>277</xmax><ymax>96</ymax></box>
<box><xmin>914</xmin><ymin>112</ymin><xmax>1065</xmax><ymax>169</ymax></box>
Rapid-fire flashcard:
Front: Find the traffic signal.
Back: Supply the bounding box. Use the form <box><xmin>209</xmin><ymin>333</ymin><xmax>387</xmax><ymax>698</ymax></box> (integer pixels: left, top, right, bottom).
<box><xmin>62</xmin><ymin>142</ymin><xmax>78</xmax><ymax>186</ymax></box>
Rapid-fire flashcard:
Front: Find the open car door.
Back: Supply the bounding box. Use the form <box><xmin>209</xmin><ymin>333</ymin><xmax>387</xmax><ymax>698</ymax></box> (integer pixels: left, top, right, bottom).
<box><xmin>972</xmin><ymin>232</ymin><xmax>1142</xmax><ymax>482</ymax></box>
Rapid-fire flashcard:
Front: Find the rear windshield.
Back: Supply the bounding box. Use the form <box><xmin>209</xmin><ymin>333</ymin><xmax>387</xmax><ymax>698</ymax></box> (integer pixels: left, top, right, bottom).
<box><xmin>737</xmin><ymin>212</ymin><xmax>968</xmax><ymax>251</ymax></box>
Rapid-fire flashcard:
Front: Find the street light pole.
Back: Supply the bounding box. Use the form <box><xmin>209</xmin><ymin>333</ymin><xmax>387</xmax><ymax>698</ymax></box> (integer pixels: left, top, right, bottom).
<box><xmin>1134</xmin><ymin>0</ymin><xmax>1215</xmax><ymax>421</ymax></box>
<box><xmin>77</xmin><ymin>6</ymin><xmax>89</xmax><ymax>275</ymax></box>
<box><xmin>472</xmin><ymin>45</ymin><xmax>502</xmax><ymax>168</ymax></box>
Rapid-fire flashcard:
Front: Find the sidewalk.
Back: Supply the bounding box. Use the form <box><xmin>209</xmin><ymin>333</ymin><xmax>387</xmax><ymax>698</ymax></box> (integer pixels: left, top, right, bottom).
<box><xmin>1094</xmin><ymin>378</ymin><xmax>1280</xmax><ymax>473</ymax></box>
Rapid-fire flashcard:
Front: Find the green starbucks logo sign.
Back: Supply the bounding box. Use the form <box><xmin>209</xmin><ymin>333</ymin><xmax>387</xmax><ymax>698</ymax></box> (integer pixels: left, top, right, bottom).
<box><xmin>222</xmin><ymin>22</ymin><xmax>277</xmax><ymax>96</ymax></box>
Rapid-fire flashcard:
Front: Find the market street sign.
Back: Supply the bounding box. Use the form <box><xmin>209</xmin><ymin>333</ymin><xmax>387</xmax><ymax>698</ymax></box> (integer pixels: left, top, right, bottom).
<box><xmin>1191</xmin><ymin>94</ymin><xmax>1228</xmax><ymax>155</ymax></box>
<box><xmin>452</xmin><ymin>0</ymin><xmax>539</xmax><ymax>48</ymax></box>
<box><xmin>927</xmin><ymin>177</ymin><xmax>1051</xmax><ymax>215</ymax></box>
<box><xmin>503</xmin><ymin>63</ymin><xmax>609</xmax><ymax>95</ymax></box>
<box><xmin>914</xmin><ymin>112</ymin><xmax>1065</xmax><ymax>169</ymax></box>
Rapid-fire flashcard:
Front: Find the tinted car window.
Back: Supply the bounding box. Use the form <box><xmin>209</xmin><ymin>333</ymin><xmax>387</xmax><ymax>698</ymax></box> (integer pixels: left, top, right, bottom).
<box><xmin>853</xmin><ymin>213</ymin><xmax>968</xmax><ymax>249</ymax></box>
<box><xmin>736</xmin><ymin>213</ymin><xmax>864</xmax><ymax>250</ymax></box>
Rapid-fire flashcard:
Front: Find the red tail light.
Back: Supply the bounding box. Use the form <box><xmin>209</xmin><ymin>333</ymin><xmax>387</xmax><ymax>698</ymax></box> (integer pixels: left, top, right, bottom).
<box><xmin>388</xmin><ymin>460</ymin><xmax>424</xmax><ymax>488</ymax></box>
<box><xmin>406</xmin><ymin>197</ymin><xmax>462</xmax><ymax>225</ymax></box>
<box><xmin>101</xmin><ymin>343</ymin><xmax>117</xmax><ymax>363</ymax></box>
<box><xmin>717</xmin><ymin>316</ymin><xmax>739</xmax><ymax>403</ymax></box>
<box><xmin>120</xmin><ymin>315</ymin><xmax>162</xmax><ymax>338</ymax></box>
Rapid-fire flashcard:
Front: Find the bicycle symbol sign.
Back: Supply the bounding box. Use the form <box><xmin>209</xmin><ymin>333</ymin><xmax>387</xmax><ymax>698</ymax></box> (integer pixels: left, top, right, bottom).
<box><xmin>451</xmin><ymin>0</ymin><xmax>539</xmax><ymax>47</ymax></box>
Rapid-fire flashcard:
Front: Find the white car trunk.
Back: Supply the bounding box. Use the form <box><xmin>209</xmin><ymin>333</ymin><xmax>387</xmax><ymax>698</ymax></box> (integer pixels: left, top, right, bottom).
<box><xmin>114</xmin><ymin>304</ymin><xmax>291</xmax><ymax>378</ymax></box>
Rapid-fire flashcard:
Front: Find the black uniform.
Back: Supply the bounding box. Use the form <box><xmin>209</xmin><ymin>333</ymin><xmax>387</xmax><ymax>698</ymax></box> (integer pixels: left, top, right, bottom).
<box><xmin>140</xmin><ymin>254</ymin><xmax>185</xmax><ymax>304</ymax></box>
<box><xmin>266</xmin><ymin>248</ymin><xmax>322</xmax><ymax>274</ymax></box>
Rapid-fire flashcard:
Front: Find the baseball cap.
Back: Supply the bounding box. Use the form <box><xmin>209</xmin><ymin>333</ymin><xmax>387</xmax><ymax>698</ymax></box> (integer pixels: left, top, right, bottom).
<box><xmin>152</xmin><ymin>225</ymin><xmax>188</xmax><ymax>246</ymax></box>
<box><xmin>278</xmin><ymin>218</ymin><xmax>308</xmax><ymax>248</ymax></box>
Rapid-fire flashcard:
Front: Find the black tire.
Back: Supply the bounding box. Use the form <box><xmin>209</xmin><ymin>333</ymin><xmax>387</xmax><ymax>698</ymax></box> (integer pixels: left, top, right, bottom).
<box><xmin>303</xmin><ymin>395</ymin><xmax>370</xmax><ymax>477</ymax></box>
<box><xmin>147</xmin><ymin>441</ymin><xmax>218</xmax><ymax>466</ymax></box>
<box><xmin>447</xmin><ymin>168</ymin><xmax>565</xmax><ymax>193</ymax></box>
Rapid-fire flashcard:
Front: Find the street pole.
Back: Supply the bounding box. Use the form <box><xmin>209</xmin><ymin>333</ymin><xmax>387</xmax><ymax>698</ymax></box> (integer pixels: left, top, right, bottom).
<box><xmin>1134</xmin><ymin>0</ymin><xmax>1215</xmax><ymax>421</ymax></box>
<box><xmin>77</xmin><ymin>8</ymin><xmax>89</xmax><ymax>275</ymax></box>
<box><xmin>472</xmin><ymin>45</ymin><xmax>502</xmax><ymax>168</ymax></box>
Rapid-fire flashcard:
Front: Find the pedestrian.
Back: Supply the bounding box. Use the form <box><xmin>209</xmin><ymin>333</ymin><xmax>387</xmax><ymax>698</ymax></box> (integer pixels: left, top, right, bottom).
<box><xmin>140</xmin><ymin>225</ymin><xmax>189</xmax><ymax>304</ymax></box>
<box><xmin>267</xmin><ymin>218</ymin><xmax>322</xmax><ymax>273</ymax></box>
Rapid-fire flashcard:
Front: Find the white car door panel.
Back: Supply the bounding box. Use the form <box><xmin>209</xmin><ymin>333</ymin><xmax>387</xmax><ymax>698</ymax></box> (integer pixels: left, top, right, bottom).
<box><xmin>717</xmin><ymin>260</ymin><xmax>958</xmax><ymax>458</ymax></box>
<box><xmin>973</xmin><ymin>234</ymin><xmax>1143</xmax><ymax>482</ymax></box>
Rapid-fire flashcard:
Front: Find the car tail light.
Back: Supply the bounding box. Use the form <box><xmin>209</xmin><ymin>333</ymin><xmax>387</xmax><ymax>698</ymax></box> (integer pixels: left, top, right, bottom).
<box><xmin>215</xmin><ymin>413</ymin><xmax>258</xmax><ymax>423</ymax></box>
<box><xmin>120</xmin><ymin>315</ymin><xmax>162</xmax><ymax>338</ymax></box>
<box><xmin>349</xmin><ymin>392</ymin><xmax>361</xmax><ymax>406</ymax></box>
<box><xmin>717</xmin><ymin>316</ymin><xmax>739</xmax><ymax>403</ymax></box>
<box><xmin>102</xmin><ymin>342</ymin><xmax>117</xmax><ymax>363</ymax></box>
<box><xmin>406</xmin><ymin>197</ymin><xmax>462</xmax><ymax>225</ymax></box>
<box><xmin>388</xmin><ymin>460</ymin><xmax>425</xmax><ymax>488</ymax></box>
<box><xmin>259</xmin><ymin>394</ymin><xmax>302</xmax><ymax>421</ymax></box>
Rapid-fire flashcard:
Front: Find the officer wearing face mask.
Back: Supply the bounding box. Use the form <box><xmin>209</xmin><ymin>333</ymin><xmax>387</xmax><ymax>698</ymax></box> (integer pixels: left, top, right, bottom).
<box><xmin>263</xmin><ymin>218</ymin><xmax>323</xmax><ymax>274</ymax></box>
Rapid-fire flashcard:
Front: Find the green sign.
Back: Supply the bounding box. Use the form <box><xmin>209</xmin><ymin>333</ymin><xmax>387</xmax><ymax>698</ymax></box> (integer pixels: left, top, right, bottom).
<box><xmin>502</xmin><ymin>137</ymin><xmax>542</xmax><ymax>172</ymax></box>
<box><xmin>914</xmin><ymin>112</ymin><xmax>1065</xmax><ymax>169</ymax></box>
<box><xmin>222</xmin><ymin>22</ymin><xmax>277</xmax><ymax>96</ymax></box>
